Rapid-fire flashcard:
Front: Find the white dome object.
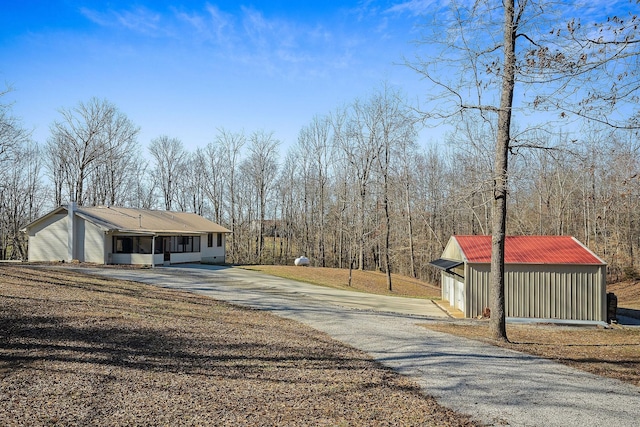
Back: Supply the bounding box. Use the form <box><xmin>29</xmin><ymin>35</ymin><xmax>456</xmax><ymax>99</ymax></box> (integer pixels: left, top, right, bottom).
<box><xmin>294</xmin><ymin>256</ymin><xmax>310</xmax><ymax>266</ymax></box>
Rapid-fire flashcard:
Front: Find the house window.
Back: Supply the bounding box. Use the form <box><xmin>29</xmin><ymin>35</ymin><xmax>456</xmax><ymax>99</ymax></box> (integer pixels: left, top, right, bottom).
<box><xmin>208</xmin><ymin>233</ymin><xmax>213</xmax><ymax>247</ymax></box>
<box><xmin>171</xmin><ymin>235</ymin><xmax>201</xmax><ymax>253</ymax></box>
<box><xmin>217</xmin><ymin>233</ymin><xmax>223</xmax><ymax>247</ymax></box>
<box><xmin>154</xmin><ymin>236</ymin><xmax>164</xmax><ymax>254</ymax></box>
<box><xmin>113</xmin><ymin>236</ymin><xmax>153</xmax><ymax>254</ymax></box>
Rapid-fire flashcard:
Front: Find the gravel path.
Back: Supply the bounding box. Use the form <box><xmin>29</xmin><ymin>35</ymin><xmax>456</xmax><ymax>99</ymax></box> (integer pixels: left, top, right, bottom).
<box><xmin>78</xmin><ymin>264</ymin><xmax>640</xmax><ymax>427</ymax></box>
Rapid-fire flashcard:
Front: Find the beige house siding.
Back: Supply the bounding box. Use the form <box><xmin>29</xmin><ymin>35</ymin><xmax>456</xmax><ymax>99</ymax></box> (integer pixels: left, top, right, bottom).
<box><xmin>76</xmin><ymin>218</ymin><xmax>105</xmax><ymax>263</ymax></box>
<box><xmin>26</xmin><ymin>213</ymin><xmax>68</xmax><ymax>262</ymax></box>
<box><xmin>202</xmin><ymin>233</ymin><xmax>226</xmax><ymax>264</ymax></box>
<box><xmin>111</xmin><ymin>253</ymin><xmax>155</xmax><ymax>264</ymax></box>
<box><xmin>463</xmin><ymin>263</ymin><xmax>606</xmax><ymax>321</ymax></box>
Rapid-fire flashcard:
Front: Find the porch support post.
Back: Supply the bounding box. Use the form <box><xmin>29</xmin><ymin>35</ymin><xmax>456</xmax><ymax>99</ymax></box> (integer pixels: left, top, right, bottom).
<box><xmin>151</xmin><ymin>234</ymin><xmax>156</xmax><ymax>269</ymax></box>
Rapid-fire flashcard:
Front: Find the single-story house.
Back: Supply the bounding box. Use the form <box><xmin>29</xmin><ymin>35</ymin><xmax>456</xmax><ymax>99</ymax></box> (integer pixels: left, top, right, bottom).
<box><xmin>430</xmin><ymin>235</ymin><xmax>607</xmax><ymax>323</ymax></box>
<box><xmin>22</xmin><ymin>203</ymin><xmax>231</xmax><ymax>267</ymax></box>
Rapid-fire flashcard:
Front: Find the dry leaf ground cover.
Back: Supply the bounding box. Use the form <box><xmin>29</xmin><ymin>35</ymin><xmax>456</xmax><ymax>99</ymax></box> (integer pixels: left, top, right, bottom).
<box><xmin>0</xmin><ymin>265</ymin><xmax>476</xmax><ymax>427</ymax></box>
<box><xmin>243</xmin><ymin>265</ymin><xmax>640</xmax><ymax>388</ymax></box>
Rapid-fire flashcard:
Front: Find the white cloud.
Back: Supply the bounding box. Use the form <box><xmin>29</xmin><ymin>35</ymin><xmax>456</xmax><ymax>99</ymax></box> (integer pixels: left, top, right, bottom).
<box><xmin>205</xmin><ymin>4</ymin><xmax>234</xmax><ymax>42</ymax></box>
<box><xmin>175</xmin><ymin>4</ymin><xmax>235</xmax><ymax>47</ymax></box>
<box><xmin>385</xmin><ymin>0</ymin><xmax>441</xmax><ymax>16</ymax></box>
<box><xmin>80</xmin><ymin>3</ymin><xmax>378</xmax><ymax>81</ymax></box>
<box><xmin>80</xmin><ymin>6</ymin><xmax>166</xmax><ymax>37</ymax></box>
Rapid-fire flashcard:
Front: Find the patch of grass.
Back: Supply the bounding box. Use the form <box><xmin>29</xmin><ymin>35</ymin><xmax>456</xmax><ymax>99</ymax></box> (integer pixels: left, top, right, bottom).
<box><xmin>239</xmin><ymin>265</ymin><xmax>441</xmax><ymax>299</ymax></box>
<box><xmin>608</xmin><ymin>280</ymin><xmax>640</xmax><ymax>309</ymax></box>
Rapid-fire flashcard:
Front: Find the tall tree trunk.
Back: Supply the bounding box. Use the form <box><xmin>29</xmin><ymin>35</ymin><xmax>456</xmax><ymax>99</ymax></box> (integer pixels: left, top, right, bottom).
<box><xmin>359</xmin><ymin>189</ymin><xmax>366</xmax><ymax>270</ymax></box>
<box><xmin>405</xmin><ymin>181</ymin><xmax>417</xmax><ymax>278</ymax></box>
<box><xmin>383</xmin><ymin>187</ymin><xmax>392</xmax><ymax>291</ymax></box>
<box><xmin>490</xmin><ymin>0</ymin><xmax>516</xmax><ymax>343</ymax></box>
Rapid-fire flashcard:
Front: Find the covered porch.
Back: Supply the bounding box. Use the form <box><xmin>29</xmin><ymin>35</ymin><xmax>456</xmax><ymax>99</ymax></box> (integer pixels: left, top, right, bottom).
<box><xmin>109</xmin><ymin>233</ymin><xmax>203</xmax><ymax>267</ymax></box>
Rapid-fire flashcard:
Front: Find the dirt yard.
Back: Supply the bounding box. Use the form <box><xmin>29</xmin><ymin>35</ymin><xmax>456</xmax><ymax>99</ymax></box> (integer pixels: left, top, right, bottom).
<box><xmin>0</xmin><ymin>265</ymin><xmax>476</xmax><ymax>426</ymax></box>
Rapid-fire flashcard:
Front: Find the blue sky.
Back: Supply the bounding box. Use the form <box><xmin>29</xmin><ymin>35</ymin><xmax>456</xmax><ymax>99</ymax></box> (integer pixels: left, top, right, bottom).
<box><xmin>1</xmin><ymin>1</ymin><xmax>434</xmax><ymax>152</ymax></box>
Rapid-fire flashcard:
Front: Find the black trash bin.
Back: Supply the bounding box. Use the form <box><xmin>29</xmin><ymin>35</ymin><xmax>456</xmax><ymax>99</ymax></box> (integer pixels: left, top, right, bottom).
<box><xmin>607</xmin><ymin>292</ymin><xmax>618</xmax><ymax>324</ymax></box>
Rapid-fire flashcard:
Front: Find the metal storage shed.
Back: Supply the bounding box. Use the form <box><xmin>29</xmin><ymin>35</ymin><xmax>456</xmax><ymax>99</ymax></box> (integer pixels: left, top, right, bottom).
<box><xmin>430</xmin><ymin>235</ymin><xmax>607</xmax><ymax>323</ymax></box>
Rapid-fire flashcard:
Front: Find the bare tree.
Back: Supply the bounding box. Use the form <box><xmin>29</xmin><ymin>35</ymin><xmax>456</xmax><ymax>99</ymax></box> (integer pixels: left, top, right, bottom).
<box><xmin>0</xmin><ymin>85</ymin><xmax>26</xmax><ymax>167</ymax></box>
<box><xmin>0</xmin><ymin>88</ymin><xmax>45</xmax><ymax>260</ymax></box>
<box><xmin>333</xmin><ymin>101</ymin><xmax>382</xmax><ymax>271</ymax></box>
<box><xmin>199</xmin><ymin>143</ymin><xmax>224</xmax><ymax>221</ymax></box>
<box><xmin>298</xmin><ymin>115</ymin><xmax>334</xmax><ymax>266</ymax></box>
<box><xmin>87</xmin><ymin>120</ymin><xmax>141</xmax><ymax>206</ymax></box>
<box><xmin>397</xmin><ymin>133</ymin><xmax>420</xmax><ymax>278</ymax></box>
<box><xmin>373</xmin><ymin>84</ymin><xmax>418</xmax><ymax>291</ymax></box>
<box><xmin>148</xmin><ymin>135</ymin><xmax>186</xmax><ymax>211</ymax></box>
<box><xmin>215</xmin><ymin>128</ymin><xmax>246</xmax><ymax>262</ymax></box>
<box><xmin>128</xmin><ymin>159</ymin><xmax>156</xmax><ymax>209</ymax></box>
<box><xmin>275</xmin><ymin>151</ymin><xmax>301</xmax><ymax>264</ymax></box>
<box><xmin>244</xmin><ymin>130</ymin><xmax>280</xmax><ymax>263</ymax></box>
<box><xmin>47</xmin><ymin>97</ymin><xmax>140</xmax><ymax>206</ymax></box>
<box><xmin>408</xmin><ymin>0</ymin><xmax>640</xmax><ymax>341</ymax></box>
<box><xmin>288</xmin><ymin>136</ymin><xmax>315</xmax><ymax>259</ymax></box>
<box><xmin>1</xmin><ymin>141</ymin><xmax>43</xmax><ymax>259</ymax></box>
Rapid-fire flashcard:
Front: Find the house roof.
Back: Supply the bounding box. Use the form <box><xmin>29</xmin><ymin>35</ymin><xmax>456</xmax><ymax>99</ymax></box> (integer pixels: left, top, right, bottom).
<box><xmin>453</xmin><ymin>235</ymin><xmax>605</xmax><ymax>265</ymax></box>
<box><xmin>23</xmin><ymin>205</ymin><xmax>231</xmax><ymax>235</ymax></box>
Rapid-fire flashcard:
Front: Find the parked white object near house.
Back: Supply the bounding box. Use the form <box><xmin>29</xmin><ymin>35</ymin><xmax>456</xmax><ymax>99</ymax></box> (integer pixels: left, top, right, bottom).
<box><xmin>294</xmin><ymin>256</ymin><xmax>309</xmax><ymax>266</ymax></box>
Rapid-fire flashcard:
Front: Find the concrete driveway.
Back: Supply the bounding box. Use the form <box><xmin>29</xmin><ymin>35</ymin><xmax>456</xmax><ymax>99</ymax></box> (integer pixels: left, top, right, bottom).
<box><xmin>77</xmin><ymin>264</ymin><xmax>640</xmax><ymax>427</ymax></box>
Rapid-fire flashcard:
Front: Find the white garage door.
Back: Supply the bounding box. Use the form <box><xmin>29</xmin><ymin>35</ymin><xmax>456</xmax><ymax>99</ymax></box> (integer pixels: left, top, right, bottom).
<box><xmin>443</xmin><ymin>274</ymin><xmax>465</xmax><ymax>311</ymax></box>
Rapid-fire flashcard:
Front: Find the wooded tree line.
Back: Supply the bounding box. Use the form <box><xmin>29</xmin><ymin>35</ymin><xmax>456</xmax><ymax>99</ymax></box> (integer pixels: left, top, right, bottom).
<box><xmin>2</xmin><ymin>1</ymin><xmax>639</xmax><ymax>297</ymax></box>
<box><xmin>2</xmin><ymin>85</ymin><xmax>640</xmax><ymax>283</ymax></box>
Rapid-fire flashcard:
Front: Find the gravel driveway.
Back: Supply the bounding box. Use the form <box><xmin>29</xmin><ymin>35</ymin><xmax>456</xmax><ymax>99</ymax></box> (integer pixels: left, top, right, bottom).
<box><xmin>79</xmin><ymin>264</ymin><xmax>640</xmax><ymax>427</ymax></box>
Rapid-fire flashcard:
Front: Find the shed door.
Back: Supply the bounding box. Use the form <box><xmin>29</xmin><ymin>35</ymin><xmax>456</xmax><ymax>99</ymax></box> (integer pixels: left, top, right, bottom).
<box><xmin>443</xmin><ymin>274</ymin><xmax>464</xmax><ymax>311</ymax></box>
<box><xmin>454</xmin><ymin>279</ymin><xmax>464</xmax><ymax>311</ymax></box>
<box><xmin>441</xmin><ymin>274</ymin><xmax>449</xmax><ymax>301</ymax></box>
<box><xmin>449</xmin><ymin>279</ymin><xmax>456</xmax><ymax>307</ymax></box>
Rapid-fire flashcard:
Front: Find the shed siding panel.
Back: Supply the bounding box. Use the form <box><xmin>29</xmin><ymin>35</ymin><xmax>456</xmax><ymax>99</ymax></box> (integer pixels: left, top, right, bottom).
<box><xmin>520</xmin><ymin>265</ymin><xmax>604</xmax><ymax>321</ymax></box>
<box><xmin>442</xmin><ymin>237</ymin><xmax>464</xmax><ymax>261</ymax></box>
<box><xmin>27</xmin><ymin>214</ymin><xmax>68</xmax><ymax>262</ymax></box>
<box><xmin>467</xmin><ymin>264</ymin><xmax>490</xmax><ymax>318</ymax></box>
<box><xmin>465</xmin><ymin>264</ymin><xmax>605</xmax><ymax>321</ymax></box>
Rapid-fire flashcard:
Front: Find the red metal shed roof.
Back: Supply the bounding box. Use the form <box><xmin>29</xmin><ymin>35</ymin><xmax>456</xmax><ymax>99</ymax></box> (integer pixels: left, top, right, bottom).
<box><xmin>454</xmin><ymin>235</ymin><xmax>604</xmax><ymax>265</ymax></box>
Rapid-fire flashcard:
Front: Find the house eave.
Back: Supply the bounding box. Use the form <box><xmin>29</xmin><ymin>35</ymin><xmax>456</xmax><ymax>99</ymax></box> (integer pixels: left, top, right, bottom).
<box><xmin>20</xmin><ymin>206</ymin><xmax>67</xmax><ymax>232</ymax></box>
